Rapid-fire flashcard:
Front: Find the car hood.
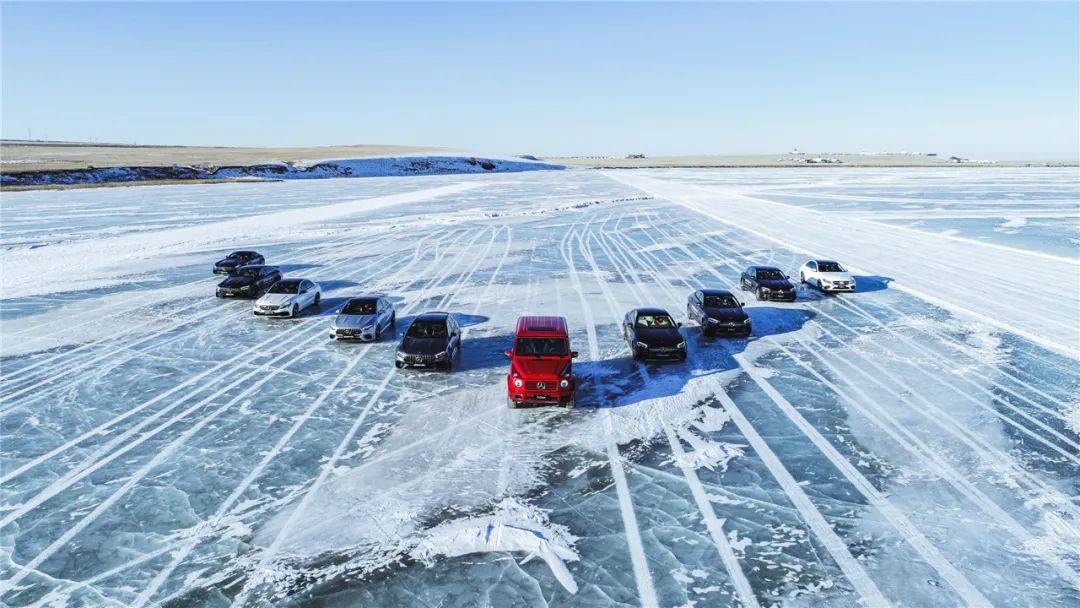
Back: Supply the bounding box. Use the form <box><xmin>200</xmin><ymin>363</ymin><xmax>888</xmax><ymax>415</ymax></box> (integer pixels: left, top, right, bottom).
<box><xmin>703</xmin><ymin>307</ymin><xmax>748</xmax><ymax>322</ymax></box>
<box><xmin>215</xmin><ymin>258</ymin><xmax>241</xmax><ymax>268</ymax></box>
<box><xmin>634</xmin><ymin>326</ymin><xmax>683</xmax><ymax>347</ymax></box>
<box><xmin>399</xmin><ymin>336</ymin><xmax>448</xmax><ymax>355</ymax></box>
<box><xmin>257</xmin><ymin>293</ymin><xmax>296</xmax><ymax>307</ymax></box>
<box><xmin>513</xmin><ymin>357</ymin><xmax>566</xmax><ymax>379</ymax></box>
<box><xmin>218</xmin><ymin>276</ymin><xmax>255</xmax><ymax>288</ymax></box>
<box><xmin>818</xmin><ymin>272</ymin><xmax>854</xmax><ymax>282</ymax></box>
<box><xmin>758</xmin><ymin>279</ymin><xmax>794</xmax><ymax>290</ymax></box>
<box><xmin>333</xmin><ymin>314</ymin><xmax>376</xmax><ymax>329</ymax></box>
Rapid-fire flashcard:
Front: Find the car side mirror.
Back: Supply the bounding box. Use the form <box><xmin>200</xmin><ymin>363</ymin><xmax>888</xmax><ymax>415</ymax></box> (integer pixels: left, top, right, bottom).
<box><xmin>739</xmin><ymin>301</ymin><xmax>746</xmax><ymax>307</ymax></box>
<box><xmin>676</xmin><ymin>322</ymin><xmax>682</xmax><ymax>327</ymax></box>
<box><xmin>570</xmin><ymin>351</ymin><xmax>579</xmax><ymax>359</ymax></box>
<box><xmin>503</xmin><ymin>349</ymin><xmax>512</xmax><ymax>359</ymax></box>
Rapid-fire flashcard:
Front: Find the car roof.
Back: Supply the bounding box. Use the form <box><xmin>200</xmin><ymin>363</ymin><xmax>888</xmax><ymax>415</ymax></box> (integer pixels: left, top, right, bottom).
<box><xmin>700</xmin><ymin>288</ymin><xmax>735</xmax><ymax>298</ymax></box>
<box><xmin>415</xmin><ymin>311</ymin><xmax>450</xmax><ymax>322</ymax></box>
<box><xmin>813</xmin><ymin>259</ymin><xmax>838</xmax><ymax>265</ymax></box>
<box><xmin>275</xmin><ymin>278</ymin><xmax>303</xmax><ymax>285</ymax></box>
<box><xmin>347</xmin><ymin>295</ymin><xmax>381</xmax><ymax>302</ymax></box>
<box><xmin>750</xmin><ymin>265</ymin><xmax>782</xmax><ymax>272</ymax></box>
<box><xmin>236</xmin><ymin>264</ymin><xmax>275</xmax><ymax>271</ymax></box>
<box><xmin>515</xmin><ymin>316</ymin><xmax>568</xmax><ymax>336</ymax></box>
<box><xmin>633</xmin><ymin>307</ymin><xmax>671</xmax><ymax>316</ymax></box>
<box><xmin>232</xmin><ymin>250</ymin><xmax>258</xmax><ymax>255</ymax></box>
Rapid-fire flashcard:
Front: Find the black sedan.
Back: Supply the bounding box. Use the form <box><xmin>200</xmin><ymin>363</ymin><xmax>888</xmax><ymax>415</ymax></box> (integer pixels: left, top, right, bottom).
<box><xmin>687</xmin><ymin>289</ymin><xmax>751</xmax><ymax>337</ymax></box>
<box><xmin>216</xmin><ymin>265</ymin><xmax>282</xmax><ymax>298</ymax></box>
<box><xmin>740</xmin><ymin>266</ymin><xmax>796</xmax><ymax>302</ymax></box>
<box><xmin>623</xmin><ymin>307</ymin><xmax>686</xmax><ymax>361</ymax></box>
<box><xmin>213</xmin><ymin>250</ymin><xmax>265</xmax><ymax>275</ymax></box>
<box><xmin>395</xmin><ymin>312</ymin><xmax>461</xmax><ymax>370</ymax></box>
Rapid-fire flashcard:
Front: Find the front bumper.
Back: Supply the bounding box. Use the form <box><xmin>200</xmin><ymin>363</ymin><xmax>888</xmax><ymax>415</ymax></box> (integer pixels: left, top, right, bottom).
<box><xmin>706</xmin><ymin>320</ymin><xmax>752</xmax><ymax>336</ymax></box>
<box><xmin>254</xmin><ymin>306</ymin><xmax>292</xmax><ymax>317</ymax></box>
<box><xmin>330</xmin><ymin>328</ymin><xmax>377</xmax><ymax>341</ymax></box>
<box><xmin>820</xmin><ymin>283</ymin><xmax>855</xmax><ymax>293</ymax></box>
<box><xmin>217</xmin><ymin>288</ymin><xmax>255</xmax><ymax>298</ymax></box>
<box><xmin>635</xmin><ymin>346</ymin><xmax>687</xmax><ymax>360</ymax></box>
<box><xmin>397</xmin><ymin>353</ymin><xmax>448</xmax><ymax>368</ymax></box>
<box><xmin>759</xmin><ymin>290</ymin><xmax>796</xmax><ymax>302</ymax></box>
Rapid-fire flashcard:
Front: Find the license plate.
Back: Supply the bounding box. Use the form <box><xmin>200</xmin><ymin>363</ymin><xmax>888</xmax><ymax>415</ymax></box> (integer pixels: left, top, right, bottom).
<box><xmin>535</xmin><ymin>395</ymin><xmax>548</xmax><ymax>400</ymax></box>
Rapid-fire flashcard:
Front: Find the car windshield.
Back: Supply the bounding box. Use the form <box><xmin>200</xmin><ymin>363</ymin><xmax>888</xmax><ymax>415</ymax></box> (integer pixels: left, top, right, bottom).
<box><xmin>268</xmin><ymin>281</ymin><xmax>300</xmax><ymax>294</ymax></box>
<box><xmin>757</xmin><ymin>269</ymin><xmax>785</xmax><ymax>280</ymax></box>
<box><xmin>703</xmin><ymin>295</ymin><xmax>738</xmax><ymax>308</ymax></box>
<box><xmin>818</xmin><ymin>262</ymin><xmax>845</xmax><ymax>273</ymax></box>
<box><xmin>516</xmin><ymin>337</ymin><xmax>568</xmax><ymax>357</ymax></box>
<box><xmin>636</xmin><ymin>314</ymin><xmax>676</xmax><ymax>328</ymax></box>
<box><xmin>407</xmin><ymin>321</ymin><xmax>447</xmax><ymax>338</ymax></box>
<box><xmin>231</xmin><ymin>267</ymin><xmax>260</xmax><ymax>278</ymax></box>
<box><xmin>342</xmin><ymin>299</ymin><xmax>377</xmax><ymax>315</ymax></box>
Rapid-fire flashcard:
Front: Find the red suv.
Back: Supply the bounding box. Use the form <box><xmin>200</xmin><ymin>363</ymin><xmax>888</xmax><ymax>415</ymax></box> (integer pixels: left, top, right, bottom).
<box><xmin>505</xmin><ymin>316</ymin><xmax>578</xmax><ymax>408</ymax></box>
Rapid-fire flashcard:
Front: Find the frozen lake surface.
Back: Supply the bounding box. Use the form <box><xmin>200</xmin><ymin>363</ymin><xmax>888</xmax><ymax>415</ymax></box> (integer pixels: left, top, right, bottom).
<box><xmin>1</xmin><ymin>168</ymin><xmax>1078</xmax><ymax>607</ymax></box>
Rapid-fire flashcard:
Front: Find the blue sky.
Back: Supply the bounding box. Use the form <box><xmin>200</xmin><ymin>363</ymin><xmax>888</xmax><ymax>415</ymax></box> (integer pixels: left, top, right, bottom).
<box><xmin>3</xmin><ymin>2</ymin><xmax>1078</xmax><ymax>159</ymax></box>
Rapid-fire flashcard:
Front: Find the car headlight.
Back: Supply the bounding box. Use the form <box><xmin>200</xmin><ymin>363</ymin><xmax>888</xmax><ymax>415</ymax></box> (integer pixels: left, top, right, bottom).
<box><xmin>363</xmin><ymin>324</ymin><xmax>375</xmax><ymax>332</ymax></box>
<box><xmin>559</xmin><ymin>379</ymin><xmax>570</xmax><ymax>389</ymax></box>
<box><xmin>434</xmin><ymin>351</ymin><xmax>446</xmax><ymax>360</ymax></box>
<box><xmin>395</xmin><ymin>350</ymin><xmax>405</xmax><ymax>360</ymax></box>
<box><xmin>634</xmin><ymin>341</ymin><xmax>648</xmax><ymax>349</ymax></box>
<box><xmin>676</xmin><ymin>341</ymin><xmax>686</xmax><ymax>349</ymax></box>
<box><xmin>761</xmin><ymin>287</ymin><xmax>772</xmax><ymax>293</ymax></box>
<box><xmin>742</xmin><ymin>318</ymin><xmax>751</xmax><ymax>324</ymax></box>
<box><xmin>707</xmin><ymin>317</ymin><xmax>719</xmax><ymax>324</ymax></box>
<box><xmin>513</xmin><ymin>378</ymin><xmax>523</xmax><ymax>388</ymax></box>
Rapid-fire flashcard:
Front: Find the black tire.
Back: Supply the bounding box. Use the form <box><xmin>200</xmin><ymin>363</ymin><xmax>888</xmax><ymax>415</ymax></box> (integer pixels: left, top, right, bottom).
<box><xmin>800</xmin><ymin>272</ymin><xmax>806</xmax><ymax>283</ymax></box>
<box><xmin>508</xmin><ymin>397</ymin><xmax>519</xmax><ymax>409</ymax></box>
<box><xmin>390</xmin><ymin>312</ymin><xmax>396</xmax><ymax>327</ymax></box>
<box><xmin>564</xmin><ymin>397</ymin><xmax>576</xmax><ymax>409</ymax></box>
<box><xmin>395</xmin><ymin>361</ymin><xmax>404</xmax><ymax>369</ymax></box>
<box><xmin>756</xmin><ymin>288</ymin><xmax>765</xmax><ymax>301</ymax></box>
<box><xmin>817</xmin><ymin>279</ymin><xmax>823</xmax><ymax>292</ymax></box>
<box><xmin>314</xmin><ymin>293</ymin><xmax>321</xmax><ymax>306</ymax></box>
<box><xmin>291</xmin><ymin>304</ymin><xmax>299</xmax><ymax>318</ymax></box>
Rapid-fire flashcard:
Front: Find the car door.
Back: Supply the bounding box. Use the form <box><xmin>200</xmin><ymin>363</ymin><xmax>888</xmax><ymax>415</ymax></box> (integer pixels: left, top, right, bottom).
<box><xmin>448</xmin><ymin>317</ymin><xmax>460</xmax><ymax>354</ymax></box>
<box><xmin>380</xmin><ymin>298</ymin><xmax>391</xmax><ymax>330</ymax></box>
<box><xmin>297</xmin><ymin>281</ymin><xmax>310</xmax><ymax>307</ymax></box>
<box><xmin>690</xmin><ymin>292</ymin><xmax>703</xmax><ymax>322</ymax></box>
<box><xmin>622</xmin><ymin>311</ymin><xmax>635</xmax><ymax>344</ymax></box>
<box><xmin>741</xmin><ymin>268</ymin><xmax>754</xmax><ymax>290</ymax></box>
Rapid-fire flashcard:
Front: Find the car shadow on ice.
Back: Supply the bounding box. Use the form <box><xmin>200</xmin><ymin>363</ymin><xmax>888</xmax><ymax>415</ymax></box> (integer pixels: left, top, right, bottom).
<box><xmin>574</xmin><ymin>307</ymin><xmax>814</xmax><ymax>410</ymax></box>
<box><xmin>852</xmin><ymin>275</ymin><xmax>892</xmax><ymax>293</ymax></box>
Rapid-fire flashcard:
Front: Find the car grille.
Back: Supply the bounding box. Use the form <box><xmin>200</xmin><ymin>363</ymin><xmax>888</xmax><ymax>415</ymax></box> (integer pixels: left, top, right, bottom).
<box><xmin>406</xmin><ymin>354</ymin><xmax>436</xmax><ymax>363</ymax></box>
<box><xmin>650</xmin><ymin>347</ymin><xmax>678</xmax><ymax>354</ymax></box>
<box><xmin>525</xmin><ymin>381</ymin><xmax>556</xmax><ymax>391</ymax></box>
<box><xmin>336</xmin><ymin>329</ymin><xmax>358</xmax><ymax>336</ymax></box>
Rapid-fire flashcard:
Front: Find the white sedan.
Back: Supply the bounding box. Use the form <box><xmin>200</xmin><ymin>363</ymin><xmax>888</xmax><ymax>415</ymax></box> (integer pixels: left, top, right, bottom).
<box><xmin>253</xmin><ymin>278</ymin><xmax>322</xmax><ymax>317</ymax></box>
<box><xmin>799</xmin><ymin>260</ymin><xmax>856</xmax><ymax>293</ymax></box>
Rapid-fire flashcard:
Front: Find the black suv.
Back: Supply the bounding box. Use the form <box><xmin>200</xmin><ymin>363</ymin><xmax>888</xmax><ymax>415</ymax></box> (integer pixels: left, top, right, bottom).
<box><xmin>395</xmin><ymin>312</ymin><xmax>461</xmax><ymax>370</ymax></box>
<box><xmin>623</xmin><ymin>307</ymin><xmax>686</xmax><ymax>361</ymax></box>
<box><xmin>687</xmin><ymin>289</ymin><xmax>751</xmax><ymax>337</ymax></box>
<box><xmin>740</xmin><ymin>266</ymin><xmax>796</xmax><ymax>302</ymax></box>
<box><xmin>214</xmin><ymin>251</ymin><xmax>265</xmax><ymax>275</ymax></box>
<box><xmin>216</xmin><ymin>265</ymin><xmax>282</xmax><ymax>298</ymax></box>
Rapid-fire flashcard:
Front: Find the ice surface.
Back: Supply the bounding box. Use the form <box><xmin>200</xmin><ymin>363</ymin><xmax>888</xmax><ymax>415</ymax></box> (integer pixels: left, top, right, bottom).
<box><xmin>1</xmin><ymin>169</ymin><xmax>1077</xmax><ymax>607</ymax></box>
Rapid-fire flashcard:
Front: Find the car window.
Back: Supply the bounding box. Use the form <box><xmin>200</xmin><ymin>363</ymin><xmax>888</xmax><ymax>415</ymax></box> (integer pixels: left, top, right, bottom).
<box><xmin>757</xmin><ymin>269</ymin><xmax>785</xmax><ymax>280</ymax></box>
<box><xmin>808</xmin><ymin>261</ymin><xmax>817</xmax><ymax>270</ymax></box>
<box><xmin>342</xmin><ymin>299</ymin><xmax>377</xmax><ymax>314</ymax></box>
<box><xmin>407</xmin><ymin>321</ymin><xmax>448</xmax><ymax>338</ymax></box>
<box><xmin>516</xmin><ymin>337</ymin><xmax>568</xmax><ymax>356</ymax></box>
<box><xmin>636</xmin><ymin>314</ymin><xmax>675</xmax><ymax>328</ymax></box>
<box><xmin>268</xmin><ymin>281</ymin><xmax>300</xmax><ymax>294</ymax></box>
<box><xmin>819</xmin><ymin>262</ymin><xmax>845</xmax><ymax>272</ymax></box>
<box><xmin>703</xmin><ymin>295</ymin><xmax>738</xmax><ymax>307</ymax></box>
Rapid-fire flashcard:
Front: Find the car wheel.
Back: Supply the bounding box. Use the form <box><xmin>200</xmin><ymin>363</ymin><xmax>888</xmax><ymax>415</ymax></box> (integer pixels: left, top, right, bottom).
<box><xmin>800</xmin><ymin>272</ymin><xmax>805</xmax><ymax>283</ymax></box>
<box><xmin>291</xmin><ymin>304</ymin><xmax>299</xmax><ymax>318</ymax></box>
<box><xmin>564</xmin><ymin>397</ymin><xmax>576</xmax><ymax>409</ymax></box>
<box><xmin>390</xmin><ymin>312</ymin><xmax>396</xmax><ymax>327</ymax></box>
<box><xmin>507</xmin><ymin>397</ymin><xmax>519</xmax><ymax>409</ymax></box>
<box><xmin>756</xmin><ymin>288</ymin><xmax>765</xmax><ymax>300</ymax></box>
<box><xmin>314</xmin><ymin>293</ymin><xmax>321</xmax><ymax>306</ymax></box>
<box><xmin>816</xmin><ymin>280</ymin><xmax>823</xmax><ymax>292</ymax></box>
<box><xmin>395</xmin><ymin>361</ymin><xmax>403</xmax><ymax>369</ymax></box>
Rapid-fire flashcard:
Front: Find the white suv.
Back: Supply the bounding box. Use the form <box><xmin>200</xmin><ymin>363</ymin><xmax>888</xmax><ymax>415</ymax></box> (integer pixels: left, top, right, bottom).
<box><xmin>799</xmin><ymin>260</ymin><xmax>855</xmax><ymax>293</ymax></box>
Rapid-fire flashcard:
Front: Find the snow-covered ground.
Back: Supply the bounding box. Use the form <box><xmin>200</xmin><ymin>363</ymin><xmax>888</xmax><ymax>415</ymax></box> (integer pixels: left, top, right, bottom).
<box><xmin>1</xmin><ymin>168</ymin><xmax>1077</xmax><ymax>607</ymax></box>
